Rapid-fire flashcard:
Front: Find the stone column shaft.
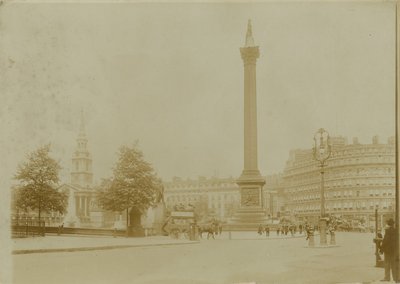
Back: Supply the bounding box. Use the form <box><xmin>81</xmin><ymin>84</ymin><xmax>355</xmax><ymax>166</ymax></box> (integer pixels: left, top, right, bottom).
<box><xmin>244</xmin><ymin>62</ymin><xmax>258</xmax><ymax>172</ymax></box>
<box><xmin>240</xmin><ymin>46</ymin><xmax>261</xmax><ymax>177</ymax></box>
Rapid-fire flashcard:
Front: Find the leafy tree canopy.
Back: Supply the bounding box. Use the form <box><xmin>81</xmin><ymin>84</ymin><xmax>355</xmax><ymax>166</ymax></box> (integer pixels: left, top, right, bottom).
<box><xmin>97</xmin><ymin>144</ymin><xmax>162</xmax><ymax>214</ymax></box>
<box><xmin>14</xmin><ymin>144</ymin><xmax>67</xmax><ymax>217</ymax></box>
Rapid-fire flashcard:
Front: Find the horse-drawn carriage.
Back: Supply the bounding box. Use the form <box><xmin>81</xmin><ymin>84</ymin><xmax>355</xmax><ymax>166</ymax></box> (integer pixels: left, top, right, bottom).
<box><xmin>162</xmin><ymin>210</ymin><xmax>196</xmax><ymax>239</ymax></box>
<box><xmin>197</xmin><ymin>221</ymin><xmax>218</xmax><ymax>239</ymax></box>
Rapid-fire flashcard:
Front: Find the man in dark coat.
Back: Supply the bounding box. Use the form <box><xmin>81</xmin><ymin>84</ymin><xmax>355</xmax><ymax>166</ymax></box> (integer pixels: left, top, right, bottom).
<box><xmin>265</xmin><ymin>225</ymin><xmax>270</xmax><ymax>237</ymax></box>
<box><xmin>380</xmin><ymin>218</ymin><xmax>397</xmax><ymax>282</ymax></box>
<box><xmin>258</xmin><ymin>224</ymin><xmax>264</xmax><ymax>235</ymax></box>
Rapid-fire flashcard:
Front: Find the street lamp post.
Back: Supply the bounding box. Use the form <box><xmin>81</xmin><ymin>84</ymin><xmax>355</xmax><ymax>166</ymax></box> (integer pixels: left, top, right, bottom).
<box><xmin>313</xmin><ymin>128</ymin><xmax>332</xmax><ymax>246</ymax></box>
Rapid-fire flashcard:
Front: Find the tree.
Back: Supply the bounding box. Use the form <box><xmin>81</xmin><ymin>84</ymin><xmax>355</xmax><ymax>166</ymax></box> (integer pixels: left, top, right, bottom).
<box><xmin>14</xmin><ymin>144</ymin><xmax>67</xmax><ymax>220</ymax></box>
<box><xmin>97</xmin><ymin>144</ymin><xmax>162</xmax><ymax>232</ymax></box>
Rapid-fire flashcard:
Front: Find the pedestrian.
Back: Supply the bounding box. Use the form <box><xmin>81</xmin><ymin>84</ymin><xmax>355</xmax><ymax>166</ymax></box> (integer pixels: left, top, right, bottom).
<box><xmin>305</xmin><ymin>225</ymin><xmax>313</xmax><ymax>241</ymax></box>
<box><xmin>265</xmin><ymin>225</ymin><xmax>270</xmax><ymax>237</ymax></box>
<box><xmin>379</xmin><ymin>218</ymin><xmax>397</xmax><ymax>282</ymax></box>
<box><xmin>376</xmin><ymin>229</ymin><xmax>383</xmax><ymax>262</ymax></box>
<box><xmin>258</xmin><ymin>224</ymin><xmax>264</xmax><ymax>235</ymax></box>
<box><xmin>57</xmin><ymin>223</ymin><xmax>64</xmax><ymax>236</ymax></box>
<box><xmin>277</xmin><ymin>227</ymin><xmax>280</xmax><ymax>236</ymax></box>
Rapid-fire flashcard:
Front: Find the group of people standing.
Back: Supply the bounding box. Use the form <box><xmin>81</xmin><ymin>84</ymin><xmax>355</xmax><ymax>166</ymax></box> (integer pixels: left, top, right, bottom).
<box><xmin>257</xmin><ymin>223</ymin><xmax>305</xmax><ymax>237</ymax></box>
<box><xmin>276</xmin><ymin>224</ymin><xmax>301</xmax><ymax>236</ymax></box>
<box><xmin>257</xmin><ymin>224</ymin><xmax>270</xmax><ymax>236</ymax></box>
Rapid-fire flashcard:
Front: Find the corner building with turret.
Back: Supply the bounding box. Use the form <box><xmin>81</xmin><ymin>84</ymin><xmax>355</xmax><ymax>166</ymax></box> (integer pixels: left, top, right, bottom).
<box><xmin>282</xmin><ymin>136</ymin><xmax>395</xmax><ymax>226</ymax></box>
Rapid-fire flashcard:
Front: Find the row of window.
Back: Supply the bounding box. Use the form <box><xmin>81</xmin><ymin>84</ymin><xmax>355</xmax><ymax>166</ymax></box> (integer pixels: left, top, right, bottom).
<box><xmin>291</xmin><ymin>188</ymin><xmax>395</xmax><ymax>202</ymax></box>
<box><xmin>165</xmin><ymin>183</ymin><xmax>237</xmax><ymax>190</ymax></box>
<box><xmin>331</xmin><ymin>152</ymin><xmax>393</xmax><ymax>159</ymax></box>
<box><xmin>291</xmin><ymin>199</ymin><xmax>394</xmax><ymax>212</ymax></box>
<box><xmin>165</xmin><ymin>194</ymin><xmax>239</xmax><ymax>203</ymax></box>
<box><xmin>286</xmin><ymin>175</ymin><xmax>395</xmax><ymax>189</ymax></box>
<box><xmin>166</xmin><ymin>195</ymin><xmax>201</xmax><ymax>203</ymax></box>
<box><xmin>287</xmin><ymin>158</ymin><xmax>394</xmax><ymax>177</ymax></box>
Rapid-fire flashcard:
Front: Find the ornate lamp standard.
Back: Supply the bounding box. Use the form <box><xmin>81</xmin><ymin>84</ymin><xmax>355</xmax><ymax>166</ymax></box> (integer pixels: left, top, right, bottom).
<box><xmin>313</xmin><ymin>128</ymin><xmax>332</xmax><ymax>246</ymax></box>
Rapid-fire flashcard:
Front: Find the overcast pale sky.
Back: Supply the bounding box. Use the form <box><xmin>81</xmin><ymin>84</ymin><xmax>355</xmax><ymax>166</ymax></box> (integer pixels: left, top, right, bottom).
<box><xmin>0</xmin><ymin>1</ymin><xmax>396</xmax><ymax>188</ymax></box>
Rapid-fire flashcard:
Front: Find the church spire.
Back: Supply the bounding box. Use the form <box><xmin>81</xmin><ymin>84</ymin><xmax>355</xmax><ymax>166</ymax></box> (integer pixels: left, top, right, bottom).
<box><xmin>245</xmin><ymin>19</ymin><xmax>255</xmax><ymax>47</ymax></box>
<box><xmin>79</xmin><ymin>109</ymin><xmax>86</xmax><ymax>138</ymax></box>
<box><xmin>71</xmin><ymin>109</ymin><xmax>93</xmax><ymax>187</ymax></box>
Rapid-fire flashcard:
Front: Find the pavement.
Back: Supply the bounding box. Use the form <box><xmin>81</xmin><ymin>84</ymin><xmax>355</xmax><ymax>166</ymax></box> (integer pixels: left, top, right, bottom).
<box><xmin>11</xmin><ymin>230</ymin><xmax>309</xmax><ymax>254</ymax></box>
<box><xmin>10</xmin><ymin>232</ymin><xmax>394</xmax><ymax>284</ymax></box>
<box><xmin>12</xmin><ymin>234</ymin><xmax>198</xmax><ymax>254</ymax></box>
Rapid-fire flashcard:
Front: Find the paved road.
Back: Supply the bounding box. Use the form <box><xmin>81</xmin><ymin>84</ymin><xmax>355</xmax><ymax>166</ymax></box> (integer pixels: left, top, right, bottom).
<box><xmin>12</xmin><ymin>234</ymin><xmax>195</xmax><ymax>254</ymax></box>
<box><xmin>12</xmin><ymin>232</ymin><xmax>383</xmax><ymax>284</ymax></box>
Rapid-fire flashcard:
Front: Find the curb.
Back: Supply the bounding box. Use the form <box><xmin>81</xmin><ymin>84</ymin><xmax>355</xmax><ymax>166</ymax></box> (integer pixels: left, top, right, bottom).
<box><xmin>224</xmin><ymin>234</ymin><xmax>309</xmax><ymax>241</ymax></box>
<box><xmin>12</xmin><ymin>241</ymin><xmax>200</xmax><ymax>255</ymax></box>
<box><xmin>303</xmin><ymin>245</ymin><xmax>340</xmax><ymax>248</ymax></box>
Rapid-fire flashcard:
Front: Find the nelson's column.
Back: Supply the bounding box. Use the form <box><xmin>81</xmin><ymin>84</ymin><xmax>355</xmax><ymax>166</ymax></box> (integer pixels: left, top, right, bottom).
<box><xmin>229</xmin><ymin>20</ymin><xmax>267</xmax><ymax>229</ymax></box>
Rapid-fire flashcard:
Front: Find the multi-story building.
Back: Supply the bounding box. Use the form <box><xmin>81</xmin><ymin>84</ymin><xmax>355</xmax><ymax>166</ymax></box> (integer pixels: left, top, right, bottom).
<box><xmin>264</xmin><ymin>174</ymin><xmax>286</xmax><ymax>218</ymax></box>
<box><xmin>283</xmin><ymin>136</ymin><xmax>395</xmax><ymax>225</ymax></box>
<box><xmin>163</xmin><ymin>175</ymin><xmax>284</xmax><ymax>221</ymax></box>
<box><xmin>163</xmin><ymin>176</ymin><xmax>241</xmax><ymax>221</ymax></box>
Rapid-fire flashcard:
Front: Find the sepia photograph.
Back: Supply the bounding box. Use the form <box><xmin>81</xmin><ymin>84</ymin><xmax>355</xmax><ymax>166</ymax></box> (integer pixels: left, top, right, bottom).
<box><xmin>1</xmin><ymin>1</ymin><xmax>399</xmax><ymax>283</ymax></box>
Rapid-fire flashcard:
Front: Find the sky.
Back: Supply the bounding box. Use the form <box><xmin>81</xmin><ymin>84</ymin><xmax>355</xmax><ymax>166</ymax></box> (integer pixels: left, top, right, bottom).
<box><xmin>0</xmin><ymin>1</ymin><xmax>397</xmax><ymax>189</ymax></box>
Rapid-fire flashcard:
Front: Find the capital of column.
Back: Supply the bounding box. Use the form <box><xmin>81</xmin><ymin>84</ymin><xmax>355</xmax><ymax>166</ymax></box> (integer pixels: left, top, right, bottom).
<box><xmin>240</xmin><ymin>46</ymin><xmax>260</xmax><ymax>65</ymax></box>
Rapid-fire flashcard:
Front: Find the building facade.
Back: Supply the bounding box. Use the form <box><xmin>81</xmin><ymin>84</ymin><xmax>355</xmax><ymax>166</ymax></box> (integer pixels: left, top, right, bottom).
<box><xmin>264</xmin><ymin>174</ymin><xmax>286</xmax><ymax>219</ymax></box>
<box><xmin>163</xmin><ymin>175</ymin><xmax>284</xmax><ymax>222</ymax></box>
<box><xmin>163</xmin><ymin>176</ymin><xmax>241</xmax><ymax>221</ymax></box>
<box><xmin>282</xmin><ymin>136</ymin><xmax>395</xmax><ymax>225</ymax></box>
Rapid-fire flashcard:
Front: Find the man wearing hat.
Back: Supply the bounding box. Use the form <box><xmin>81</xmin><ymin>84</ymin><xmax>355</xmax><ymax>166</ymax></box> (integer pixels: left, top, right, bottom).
<box><xmin>380</xmin><ymin>218</ymin><xmax>397</xmax><ymax>282</ymax></box>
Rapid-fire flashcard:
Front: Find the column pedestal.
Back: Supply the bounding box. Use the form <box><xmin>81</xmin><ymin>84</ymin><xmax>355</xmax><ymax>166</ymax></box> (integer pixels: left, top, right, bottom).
<box><xmin>228</xmin><ymin>175</ymin><xmax>267</xmax><ymax>231</ymax></box>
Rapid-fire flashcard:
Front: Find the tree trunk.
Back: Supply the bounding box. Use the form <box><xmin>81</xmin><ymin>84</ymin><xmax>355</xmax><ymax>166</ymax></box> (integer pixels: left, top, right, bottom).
<box><xmin>38</xmin><ymin>200</ymin><xmax>41</xmax><ymax>221</ymax></box>
<box><xmin>126</xmin><ymin>207</ymin><xmax>129</xmax><ymax>237</ymax></box>
<box><xmin>38</xmin><ymin>200</ymin><xmax>43</xmax><ymax>236</ymax></box>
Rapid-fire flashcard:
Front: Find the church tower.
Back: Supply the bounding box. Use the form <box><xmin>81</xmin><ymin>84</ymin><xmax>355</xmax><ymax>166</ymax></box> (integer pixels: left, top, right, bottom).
<box><xmin>71</xmin><ymin>111</ymin><xmax>93</xmax><ymax>188</ymax></box>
